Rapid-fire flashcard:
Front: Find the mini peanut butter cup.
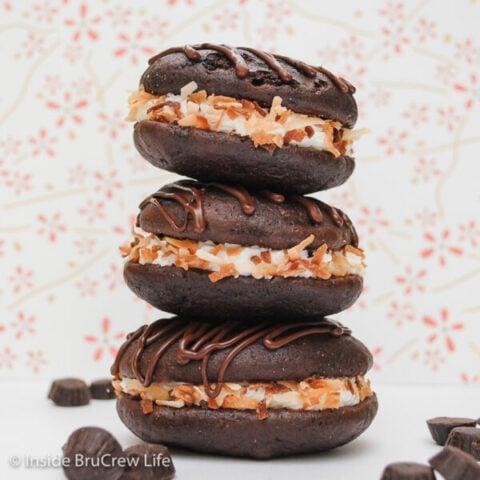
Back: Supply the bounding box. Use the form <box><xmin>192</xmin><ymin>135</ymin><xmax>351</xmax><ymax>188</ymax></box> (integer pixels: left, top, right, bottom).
<box><xmin>380</xmin><ymin>462</ymin><xmax>436</xmax><ymax>479</ymax></box>
<box><xmin>429</xmin><ymin>445</ymin><xmax>480</xmax><ymax>480</ymax></box>
<box><xmin>446</xmin><ymin>427</ymin><xmax>480</xmax><ymax>460</ymax></box>
<box><xmin>90</xmin><ymin>379</ymin><xmax>116</xmax><ymax>400</ymax></box>
<box><xmin>48</xmin><ymin>378</ymin><xmax>91</xmax><ymax>407</ymax></box>
<box><xmin>426</xmin><ymin>417</ymin><xmax>478</xmax><ymax>446</ymax></box>
<box><xmin>63</xmin><ymin>427</ymin><xmax>125</xmax><ymax>480</ymax></box>
<box><xmin>122</xmin><ymin>444</ymin><xmax>175</xmax><ymax>480</ymax></box>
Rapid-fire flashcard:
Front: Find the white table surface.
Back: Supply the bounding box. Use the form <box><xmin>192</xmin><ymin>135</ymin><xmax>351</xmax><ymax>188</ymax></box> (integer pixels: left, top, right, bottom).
<box><xmin>1</xmin><ymin>382</ymin><xmax>478</xmax><ymax>479</ymax></box>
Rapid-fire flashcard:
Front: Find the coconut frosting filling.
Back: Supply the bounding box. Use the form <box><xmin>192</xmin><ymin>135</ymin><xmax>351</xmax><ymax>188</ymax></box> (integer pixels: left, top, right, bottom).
<box><xmin>127</xmin><ymin>82</ymin><xmax>364</xmax><ymax>156</ymax></box>
<box><xmin>121</xmin><ymin>231</ymin><xmax>366</xmax><ymax>282</ymax></box>
<box><xmin>113</xmin><ymin>375</ymin><xmax>373</xmax><ymax>419</ymax></box>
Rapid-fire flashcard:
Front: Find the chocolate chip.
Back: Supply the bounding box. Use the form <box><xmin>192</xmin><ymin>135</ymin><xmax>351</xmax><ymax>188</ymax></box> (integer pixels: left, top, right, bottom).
<box><xmin>429</xmin><ymin>445</ymin><xmax>480</xmax><ymax>480</ymax></box>
<box><xmin>446</xmin><ymin>427</ymin><xmax>480</xmax><ymax>460</ymax></box>
<box><xmin>380</xmin><ymin>462</ymin><xmax>436</xmax><ymax>479</ymax></box>
<box><xmin>48</xmin><ymin>378</ymin><xmax>91</xmax><ymax>407</ymax></box>
<box><xmin>90</xmin><ymin>379</ymin><xmax>116</xmax><ymax>400</ymax></box>
<box><xmin>426</xmin><ymin>417</ymin><xmax>478</xmax><ymax>446</ymax></box>
<box><xmin>63</xmin><ymin>427</ymin><xmax>125</xmax><ymax>480</ymax></box>
<box><xmin>122</xmin><ymin>444</ymin><xmax>175</xmax><ymax>480</ymax></box>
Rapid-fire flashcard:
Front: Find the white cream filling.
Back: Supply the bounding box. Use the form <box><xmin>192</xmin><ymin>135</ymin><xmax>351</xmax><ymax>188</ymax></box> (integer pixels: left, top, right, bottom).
<box><xmin>135</xmin><ymin>95</ymin><xmax>332</xmax><ymax>150</ymax></box>
<box><xmin>125</xmin><ymin>234</ymin><xmax>366</xmax><ymax>280</ymax></box>
<box><xmin>115</xmin><ymin>376</ymin><xmax>372</xmax><ymax>412</ymax></box>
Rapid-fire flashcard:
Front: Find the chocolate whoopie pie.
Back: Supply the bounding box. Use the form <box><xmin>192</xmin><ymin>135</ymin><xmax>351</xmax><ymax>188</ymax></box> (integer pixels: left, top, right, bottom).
<box><xmin>122</xmin><ymin>180</ymin><xmax>364</xmax><ymax>321</ymax></box>
<box><xmin>128</xmin><ymin>43</ymin><xmax>363</xmax><ymax>193</ymax></box>
<box><xmin>111</xmin><ymin>317</ymin><xmax>378</xmax><ymax>459</ymax></box>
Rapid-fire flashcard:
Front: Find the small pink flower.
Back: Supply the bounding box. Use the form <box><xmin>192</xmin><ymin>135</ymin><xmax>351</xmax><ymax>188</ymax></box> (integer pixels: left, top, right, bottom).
<box><xmin>454</xmin><ymin>73</ymin><xmax>480</xmax><ymax>110</ymax></box>
<box><xmin>84</xmin><ymin>318</ymin><xmax>124</xmax><ymax>362</ymax></box>
<box><xmin>369</xmin><ymin>88</ymin><xmax>391</xmax><ymax>108</ymax></box>
<box><xmin>141</xmin><ymin>16</ymin><xmax>169</xmax><ymax>39</ymax></box>
<box><xmin>104</xmin><ymin>264</ymin><xmax>123</xmax><ymax>291</ymax></box>
<box><xmin>33</xmin><ymin>1</ymin><xmax>58</xmax><ymax>23</ymax></box>
<box><xmin>0</xmin><ymin>137</ymin><xmax>21</xmax><ymax>157</ymax></box>
<box><xmin>167</xmin><ymin>0</ymin><xmax>194</xmax><ymax>5</ymax></box>
<box><xmin>3</xmin><ymin>171</ymin><xmax>32</xmax><ymax>196</ymax></box>
<box><xmin>213</xmin><ymin>8</ymin><xmax>239</xmax><ymax>30</ymax></box>
<box><xmin>21</xmin><ymin>33</ymin><xmax>46</xmax><ymax>58</ymax></box>
<box><xmin>26</xmin><ymin>350</ymin><xmax>47</xmax><ymax>374</ymax></box>
<box><xmin>423</xmin><ymin>309</ymin><xmax>463</xmax><ymax>352</ymax></box>
<box><xmin>29</xmin><ymin>129</ymin><xmax>56</xmax><ymax>158</ymax></box>
<box><xmin>9</xmin><ymin>266</ymin><xmax>34</xmax><ymax>294</ymax></box>
<box><xmin>0</xmin><ymin>348</ymin><xmax>16</xmax><ymax>369</ymax></box>
<box><xmin>420</xmin><ymin>229</ymin><xmax>463</xmax><ymax>267</ymax></box>
<box><xmin>379</xmin><ymin>1</ymin><xmax>405</xmax><ymax>24</ymax></box>
<box><xmin>339</xmin><ymin>35</ymin><xmax>365</xmax><ymax>60</ymax></box>
<box><xmin>371</xmin><ymin>346</ymin><xmax>383</xmax><ymax>371</ymax></box>
<box><xmin>78</xmin><ymin>199</ymin><xmax>105</xmax><ymax>224</ymax></box>
<box><xmin>395</xmin><ymin>267</ymin><xmax>427</xmax><ymax>296</ymax></box>
<box><xmin>329</xmin><ymin>190</ymin><xmax>354</xmax><ymax>211</ymax></box>
<box><xmin>454</xmin><ymin>39</ymin><xmax>480</xmax><ymax>65</ymax></box>
<box><xmin>317</xmin><ymin>47</ymin><xmax>339</xmax><ymax>65</ymax></box>
<box><xmin>64</xmin><ymin>4</ymin><xmax>101</xmax><ymax>42</ymax></box>
<box><xmin>68</xmin><ymin>164</ymin><xmax>89</xmax><ymax>185</ymax></box>
<box><xmin>43</xmin><ymin>75</ymin><xmax>63</xmax><ymax>95</ymax></box>
<box><xmin>106</xmin><ymin>5</ymin><xmax>132</xmax><ymax>27</ymax></box>
<box><xmin>37</xmin><ymin>212</ymin><xmax>66</xmax><ymax>242</ymax></box>
<box><xmin>93</xmin><ymin>170</ymin><xmax>123</xmax><ymax>199</ymax></box>
<box><xmin>460</xmin><ymin>373</ymin><xmax>480</xmax><ymax>384</ymax></box>
<box><xmin>63</xmin><ymin>43</ymin><xmax>83</xmax><ymax>64</ymax></box>
<box><xmin>46</xmin><ymin>91</ymin><xmax>88</xmax><ymax>127</ymax></box>
<box><xmin>414</xmin><ymin>18</ymin><xmax>436</xmax><ymax>43</ymax></box>
<box><xmin>74</xmin><ymin>237</ymin><xmax>97</xmax><ymax>255</ymax></box>
<box><xmin>98</xmin><ymin>111</ymin><xmax>126</xmax><ymax>139</ymax></box>
<box><xmin>127</xmin><ymin>153</ymin><xmax>150</xmax><ymax>174</ymax></box>
<box><xmin>402</xmin><ymin>104</ymin><xmax>429</xmax><ymax>126</ymax></box>
<box><xmin>378</xmin><ymin>128</ymin><xmax>408</xmax><ymax>156</ymax></box>
<box><xmin>415</xmin><ymin>208</ymin><xmax>437</xmax><ymax>228</ymax></box>
<box><xmin>437</xmin><ymin>106</ymin><xmax>461</xmax><ymax>132</ymax></box>
<box><xmin>71</xmin><ymin>77</ymin><xmax>93</xmax><ymax>97</ymax></box>
<box><xmin>413</xmin><ymin>157</ymin><xmax>441</xmax><ymax>183</ymax></box>
<box><xmin>382</xmin><ymin>25</ymin><xmax>410</xmax><ymax>54</ymax></box>
<box><xmin>424</xmin><ymin>348</ymin><xmax>444</xmax><ymax>372</ymax></box>
<box><xmin>76</xmin><ymin>277</ymin><xmax>98</xmax><ymax>297</ymax></box>
<box><xmin>358</xmin><ymin>206</ymin><xmax>389</xmax><ymax>235</ymax></box>
<box><xmin>435</xmin><ymin>63</ymin><xmax>456</xmax><ymax>87</ymax></box>
<box><xmin>265</xmin><ymin>0</ymin><xmax>290</xmax><ymax>22</ymax></box>
<box><xmin>458</xmin><ymin>221</ymin><xmax>480</xmax><ymax>248</ymax></box>
<box><xmin>387</xmin><ymin>301</ymin><xmax>415</xmax><ymax>326</ymax></box>
<box><xmin>113</xmin><ymin>30</ymin><xmax>155</xmax><ymax>65</ymax></box>
<box><xmin>11</xmin><ymin>311</ymin><xmax>36</xmax><ymax>339</ymax></box>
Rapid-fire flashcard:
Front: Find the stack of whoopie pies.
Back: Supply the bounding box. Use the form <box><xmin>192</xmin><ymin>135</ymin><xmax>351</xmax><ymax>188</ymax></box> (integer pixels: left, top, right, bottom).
<box><xmin>113</xmin><ymin>43</ymin><xmax>377</xmax><ymax>459</ymax></box>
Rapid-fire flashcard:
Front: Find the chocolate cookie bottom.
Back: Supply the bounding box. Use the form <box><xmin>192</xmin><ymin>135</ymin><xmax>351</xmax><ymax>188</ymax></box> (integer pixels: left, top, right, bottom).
<box><xmin>117</xmin><ymin>393</ymin><xmax>378</xmax><ymax>459</ymax></box>
<box><xmin>134</xmin><ymin>121</ymin><xmax>355</xmax><ymax>194</ymax></box>
<box><xmin>124</xmin><ymin>263</ymin><xmax>363</xmax><ymax>321</ymax></box>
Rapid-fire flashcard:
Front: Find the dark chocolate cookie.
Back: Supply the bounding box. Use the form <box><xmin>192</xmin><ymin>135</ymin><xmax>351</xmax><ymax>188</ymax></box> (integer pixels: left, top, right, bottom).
<box><xmin>137</xmin><ymin>180</ymin><xmax>358</xmax><ymax>250</ymax></box>
<box><xmin>133</xmin><ymin>122</ymin><xmax>355</xmax><ymax>194</ymax></box>
<box><xmin>131</xmin><ymin>44</ymin><xmax>358</xmax><ymax>193</ymax></box>
<box><xmin>112</xmin><ymin>317</ymin><xmax>372</xmax><ymax>385</ymax></box>
<box><xmin>124</xmin><ymin>264</ymin><xmax>363</xmax><ymax>321</ymax></box>
<box><xmin>142</xmin><ymin>44</ymin><xmax>357</xmax><ymax>126</ymax></box>
<box><xmin>116</xmin><ymin>393</ymin><xmax>378</xmax><ymax>459</ymax></box>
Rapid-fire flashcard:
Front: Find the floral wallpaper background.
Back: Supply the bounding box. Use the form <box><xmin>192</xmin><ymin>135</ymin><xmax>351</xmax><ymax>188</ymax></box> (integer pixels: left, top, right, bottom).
<box><xmin>0</xmin><ymin>0</ymin><xmax>479</xmax><ymax>384</ymax></box>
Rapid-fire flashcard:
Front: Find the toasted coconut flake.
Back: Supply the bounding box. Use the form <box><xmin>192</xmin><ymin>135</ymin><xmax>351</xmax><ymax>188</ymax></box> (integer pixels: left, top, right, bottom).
<box><xmin>312</xmin><ymin>243</ymin><xmax>328</xmax><ymax>265</ymax></box>
<box><xmin>180</xmin><ymin>81</ymin><xmax>198</xmax><ymax>99</ymax></box>
<box><xmin>344</xmin><ymin>244</ymin><xmax>365</xmax><ymax>258</ymax></box>
<box><xmin>256</xmin><ymin>399</ymin><xmax>268</xmax><ymax>420</ymax></box>
<box><xmin>285</xmin><ymin>129</ymin><xmax>307</xmax><ymax>145</ymax></box>
<box><xmin>209</xmin><ymin>263</ymin><xmax>238</xmax><ymax>283</ymax></box>
<box><xmin>140</xmin><ymin>398</ymin><xmax>154</xmax><ymax>415</ymax></box>
<box><xmin>287</xmin><ymin>234</ymin><xmax>315</xmax><ymax>260</ymax></box>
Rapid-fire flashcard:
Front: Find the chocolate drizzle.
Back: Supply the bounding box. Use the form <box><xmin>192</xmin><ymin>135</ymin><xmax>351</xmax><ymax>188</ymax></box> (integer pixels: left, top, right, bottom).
<box><xmin>148</xmin><ymin>44</ymin><xmax>355</xmax><ymax>93</ymax></box>
<box><xmin>111</xmin><ymin>318</ymin><xmax>351</xmax><ymax>398</ymax></box>
<box><xmin>139</xmin><ymin>181</ymin><xmax>358</xmax><ymax>244</ymax></box>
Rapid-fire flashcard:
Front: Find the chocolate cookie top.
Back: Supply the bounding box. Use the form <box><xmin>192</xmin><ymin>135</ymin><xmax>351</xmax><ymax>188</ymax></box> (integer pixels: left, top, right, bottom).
<box><xmin>141</xmin><ymin>44</ymin><xmax>358</xmax><ymax>128</ymax></box>
<box><xmin>111</xmin><ymin>317</ymin><xmax>373</xmax><ymax>393</ymax></box>
<box><xmin>137</xmin><ymin>180</ymin><xmax>358</xmax><ymax>250</ymax></box>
